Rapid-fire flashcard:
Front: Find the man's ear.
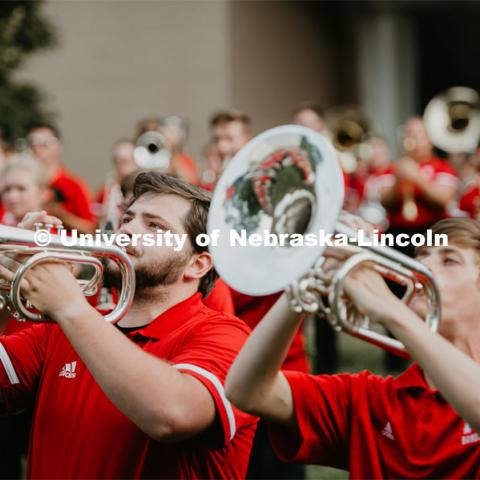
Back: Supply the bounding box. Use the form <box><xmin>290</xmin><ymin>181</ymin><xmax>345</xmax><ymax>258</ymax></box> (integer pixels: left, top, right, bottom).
<box><xmin>183</xmin><ymin>251</ymin><xmax>213</xmax><ymax>281</ymax></box>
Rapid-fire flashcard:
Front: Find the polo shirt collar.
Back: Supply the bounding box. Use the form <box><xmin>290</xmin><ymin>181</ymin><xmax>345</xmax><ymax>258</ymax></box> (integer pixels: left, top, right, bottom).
<box><xmin>131</xmin><ymin>292</ymin><xmax>205</xmax><ymax>340</ymax></box>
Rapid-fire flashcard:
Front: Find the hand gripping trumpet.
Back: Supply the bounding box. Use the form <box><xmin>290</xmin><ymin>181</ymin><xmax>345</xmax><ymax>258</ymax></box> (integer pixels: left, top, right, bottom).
<box><xmin>0</xmin><ymin>224</ymin><xmax>135</xmax><ymax>323</ymax></box>
<box><xmin>207</xmin><ymin>125</ymin><xmax>440</xmax><ymax>356</ymax></box>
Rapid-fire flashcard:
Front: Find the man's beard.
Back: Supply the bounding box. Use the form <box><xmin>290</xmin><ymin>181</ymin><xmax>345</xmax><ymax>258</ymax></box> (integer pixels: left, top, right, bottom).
<box><xmin>103</xmin><ymin>253</ymin><xmax>189</xmax><ymax>296</ymax></box>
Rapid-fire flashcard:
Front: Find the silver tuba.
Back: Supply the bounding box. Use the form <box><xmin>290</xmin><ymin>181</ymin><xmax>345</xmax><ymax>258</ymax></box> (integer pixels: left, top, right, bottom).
<box><xmin>207</xmin><ymin>125</ymin><xmax>440</xmax><ymax>356</ymax></box>
<box><xmin>0</xmin><ymin>224</ymin><xmax>135</xmax><ymax>323</ymax></box>
<box><xmin>424</xmin><ymin>86</ymin><xmax>480</xmax><ymax>154</ymax></box>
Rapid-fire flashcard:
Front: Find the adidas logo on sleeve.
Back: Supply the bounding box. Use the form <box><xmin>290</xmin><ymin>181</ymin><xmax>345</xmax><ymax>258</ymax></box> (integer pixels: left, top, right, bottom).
<box><xmin>59</xmin><ymin>361</ymin><xmax>77</xmax><ymax>379</ymax></box>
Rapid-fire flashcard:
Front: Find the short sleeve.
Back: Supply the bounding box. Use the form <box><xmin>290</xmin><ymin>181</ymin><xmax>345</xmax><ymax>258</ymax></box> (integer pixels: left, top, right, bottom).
<box><xmin>170</xmin><ymin>314</ymin><xmax>254</xmax><ymax>445</ymax></box>
<box><xmin>0</xmin><ymin>323</ymin><xmax>51</xmax><ymax>414</ymax></box>
<box><xmin>268</xmin><ymin>370</ymin><xmax>360</xmax><ymax>469</ymax></box>
<box><xmin>433</xmin><ymin>163</ymin><xmax>459</xmax><ymax>188</ymax></box>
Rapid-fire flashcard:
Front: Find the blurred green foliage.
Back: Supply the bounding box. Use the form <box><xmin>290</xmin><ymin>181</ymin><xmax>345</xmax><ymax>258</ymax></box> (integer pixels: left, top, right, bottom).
<box><xmin>0</xmin><ymin>1</ymin><xmax>57</xmax><ymax>146</ymax></box>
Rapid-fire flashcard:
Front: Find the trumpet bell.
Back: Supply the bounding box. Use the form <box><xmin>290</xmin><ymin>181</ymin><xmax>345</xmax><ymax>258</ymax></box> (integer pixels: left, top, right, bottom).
<box><xmin>134</xmin><ymin>131</ymin><xmax>170</xmax><ymax>170</ymax></box>
<box><xmin>208</xmin><ymin>125</ymin><xmax>344</xmax><ymax>295</ymax></box>
<box><xmin>0</xmin><ymin>225</ymin><xmax>135</xmax><ymax>323</ymax></box>
<box><xmin>424</xmin><ymin>86</ymin><xmax>480</xmax><ymax>154</ymax></box>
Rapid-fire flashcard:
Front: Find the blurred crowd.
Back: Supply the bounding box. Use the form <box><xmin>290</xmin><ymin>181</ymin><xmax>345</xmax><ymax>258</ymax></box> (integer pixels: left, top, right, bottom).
<box><xmin>1</xmin><ymin>104</ymin><xmax>479</xmax><ymax>240</ymax></box>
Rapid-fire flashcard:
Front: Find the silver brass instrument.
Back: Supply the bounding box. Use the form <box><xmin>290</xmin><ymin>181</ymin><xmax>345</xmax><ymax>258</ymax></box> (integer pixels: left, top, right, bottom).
<box><xmin>134</xmin><ymin>130</ymin><xmax>171</xmax><ymax>170</ymax></box>
<box><xmin>0</xmin><ymin>224</ymin><xmax>135</xmax><ymax>323</ymax></box>
<box><xmin>424</xmin><ymin>86</ymin><xmax>480</xmax><ymax>154</ymax></box>
<box><xmin>208</xmin><ymin>125</ymin><xmax>440</xmax><ymax>356</ymax></box>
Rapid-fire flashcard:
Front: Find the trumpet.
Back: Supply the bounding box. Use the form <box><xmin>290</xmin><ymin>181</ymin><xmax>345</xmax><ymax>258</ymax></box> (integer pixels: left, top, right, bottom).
<box><xmin>208</xmin><ymin>125</ymin><xmax>440</xmax><ymax>356</ymax></box>
<box><xmin>0</xmin><ymin>224</ymin><xmax>135</xmax><ymax>323</ymax></box>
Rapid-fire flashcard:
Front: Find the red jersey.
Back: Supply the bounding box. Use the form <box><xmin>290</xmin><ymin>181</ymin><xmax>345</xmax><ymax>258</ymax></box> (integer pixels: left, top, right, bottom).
<box><xmin>269</xmin><ymin>364</ymin><xmax>480</xmax><ymax>478</ymax></box>
<box><xmin>203</xmin><ymin>279</ymin><xmax>235</xmax><ymax>315</ymax></box>
<box><xmin>230</xmin><ymin>290</ymin><xmax>309</xmax><ymax>373</ymax></box>
<box><xmin>0</xmin><ymin>210</ymin><xmax>17</xmax><ymax>226</ymax></box>
<box><xmin>377</xmin><ymin>157</ymin><xmax>458</xmax><ymax>228</ymax></box>
<box><xmin>458</xmin><ymin>183</ymin><xmax>480</xmax><ymax>219</ymax></box>
<box><xmin>0</xmin><ymin>293</ymin><xmax>257</xmax><ymax>479</ymax></box>
<box><xmin>50</xmin><ymin>166</ymin><xmax>94</xmax><ymax>221</ymax></box>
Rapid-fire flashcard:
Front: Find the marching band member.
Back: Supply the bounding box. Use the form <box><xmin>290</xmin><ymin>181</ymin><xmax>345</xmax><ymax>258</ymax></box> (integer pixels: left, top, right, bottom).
<box><xmin>291</xmin><ymin>103</ymin><xmax>327</xmax><ymax>134</ymax></box>
<box><xmin>226</xmin><ymin>217</ymin><xmax>480</xmax><ymax>478</ymax></box>
<box><xmin>0</xmin><ymin>155</ymin><xmax>49</xmax><ymax>227</ymax></box>
<box><xmin>335</xmin><ymin>218</ymin><xmax>480</xmax><ymax>435</ymax></box>
<box><xmin>26</xmin><ymin>123</ymin><xmax>96</xmax><ymax>233</ymax></box>
<box><xmin>0</xmin><ymin>172</ymin><xmax>256</xmax><ymax>478</ymax></box>
<box><xmin>379</xmin><ymin>117</ymin><xmax>459</xmax><ymax>253</ymax></box>
<box><xmin>201</xmin><ymin>110</ymin><xmax>252</xmax><ymax>190</ymax></box>
<box><xmin>94</xmin><ymin>139</ymin><xmax>137</xmax><ymax>212</ymax></box>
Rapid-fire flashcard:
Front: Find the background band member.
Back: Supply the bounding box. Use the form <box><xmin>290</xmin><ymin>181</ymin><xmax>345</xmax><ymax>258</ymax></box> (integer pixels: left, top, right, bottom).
<box><xmin>201</xmin><ymin>110</ymin><xmax>252</xmax><ymax>190</ymax></box>
<box><xmin>379</xmin><ymin>117</ymin><xmax>458</xmax><ymax>250</ymax></box>
<box><xmin>225</xmin><ymin>217</ymin><xmax>480</xmax><ymax>478</ymax></box>
<box><xmin>291</xmin><ymin>102</ymin><xmax>326</xmax><ymax>134</ymax></box>
<box><xmin>0</xmin><ymin>172</ymin><xmax>256</xmax><ymax>478</ymax></box>
<box><xmin>0</xmin><ymin>156</ymin><xmax>49</xmax><ymax>227</ymax></box>
<box><xmin>26</xmin><ymin>123</ymin><xmax>95</xmax><ymax>233</ymax></box>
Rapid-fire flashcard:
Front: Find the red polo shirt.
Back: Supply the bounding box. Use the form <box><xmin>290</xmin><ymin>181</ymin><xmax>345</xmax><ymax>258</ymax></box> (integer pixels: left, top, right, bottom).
<box><xmin>269</xmin><ymin>364</ymin><xmax>480</xmax><ymax>478</ymax></box>
<box><xmin>50</xmin><ymin>166</ymin><xmax>94</xmax><ymax>221</ymax></box>
<box><xmin>203</xmin><ymin>279</ymin><xmax>235</xmax><ymax>315</ymax></box>
<box><xmin>0</xmin><ymin>293</ymin><xmax>257</xmax><ymax>479</ymax></box>
<box><xmin>458</xmin><ymin>184</ymin><xmax>480</xmax><ymax>218</ymax></box>
<box><xmin>230</xmin><ymin>290</ymin><xmax>309</xmax><ymax>373</ymax></box>
<box><xmin>377</xmin><ymin>158</ymin><xmax>458</xmax><ymax>228</ymax></box>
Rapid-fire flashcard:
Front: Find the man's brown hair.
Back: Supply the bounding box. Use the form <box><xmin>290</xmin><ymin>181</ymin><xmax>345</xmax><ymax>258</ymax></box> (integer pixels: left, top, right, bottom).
<box><xmin>416</xmin><ymin>217</ymin><xmax>480</xmax><ymax>262</ymax></box>
<box><xmin>210</xmin><ymin>109</ymin><xmax>251</xmax><ymax>129</ymax></box>
<box><xmin>131</xmin><ymin>171</ymin><xmax>217</xmax><ymax>295</ymax></box>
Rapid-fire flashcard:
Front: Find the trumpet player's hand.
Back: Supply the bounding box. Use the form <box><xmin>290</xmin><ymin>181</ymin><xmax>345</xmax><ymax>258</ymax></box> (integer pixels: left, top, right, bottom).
<box><xmin>395</xmin><ymin>157</ymin><xmax>420</xmax><ymax>184</ymax></box>
<box><xmin>338</xmin><ymin>211</ymin><xmax>375</xmax><ymax>237</ymax></box>
<box><xmin>16</xmin><ymin>261</ymin><xmax>90</xmax><ymax>322</ymax></box>
<box><xmin>17</xmin><ymin>210</ymin><xmax>63</xmax><ymax>230</ymax></box>
<box><xmin>342</xmin><ymin>266</ymin><xmax>404</xmax><ymax>325</ymax></box>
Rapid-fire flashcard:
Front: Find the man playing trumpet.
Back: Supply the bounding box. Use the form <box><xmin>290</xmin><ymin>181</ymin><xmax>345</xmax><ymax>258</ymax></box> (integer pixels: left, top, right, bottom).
<box><xmin>0</xmin><ymin>172</ymin><xmax>256</xmax><ymax>478</ymax></box>
<box><xmin>226</xmin><ymin>217</ymin><xmax>480</xmax><ymax>477</ymax></box>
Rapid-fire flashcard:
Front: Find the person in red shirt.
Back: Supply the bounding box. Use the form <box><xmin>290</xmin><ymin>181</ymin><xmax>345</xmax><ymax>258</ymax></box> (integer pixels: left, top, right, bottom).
<box><xmin>0</xmin><ymin>172</ymin><xmax>256</xmax><ymax>479</ymax></box>
<box><xmin>26</xmin><ymin>123</ymin><xmax>95</xmax><ymax>233</ymax></box>
<box><xmin>226</xmin><ymin>216</ymin><xmax>480</xmax><ymax>478</ymax></box>
<box><xmin>200</xmin><ymin>110</ymin><xmax>252</xmax><ymax>190</ymax></box>
<box><xmin>379</xmin><ymin>117</ymin><xmax>458</xmax><ymax>241</ymax></box>
<box><xmin>0</xmin><ymin>155</ymin><xmax>50</xmax><ymax>227</ymax></box>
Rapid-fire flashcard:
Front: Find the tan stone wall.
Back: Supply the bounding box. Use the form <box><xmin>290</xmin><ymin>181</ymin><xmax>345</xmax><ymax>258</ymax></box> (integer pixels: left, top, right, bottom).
<box><xmin>15</xmin><ymin>1</ymin><xmax>336</xmax><ymax>191</ymax></box>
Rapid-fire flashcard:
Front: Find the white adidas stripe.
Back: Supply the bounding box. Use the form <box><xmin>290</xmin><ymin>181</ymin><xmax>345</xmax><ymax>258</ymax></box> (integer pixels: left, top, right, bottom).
<box><xmin>173</xmin><ymin>363</ymin><xmax>236</xmax><ymax>440</ymax></box>
<box><xmin>0</xmin><ymin>343</ymin><xmax>19</xmax><ymax>385</ymax></box>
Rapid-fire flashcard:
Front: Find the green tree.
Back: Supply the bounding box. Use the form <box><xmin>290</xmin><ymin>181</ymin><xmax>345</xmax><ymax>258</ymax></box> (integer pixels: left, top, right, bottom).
<box><xmin>0</xmin><ymin>1</ymin><xmax>57</xmax><ymax>147</ymax></box>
